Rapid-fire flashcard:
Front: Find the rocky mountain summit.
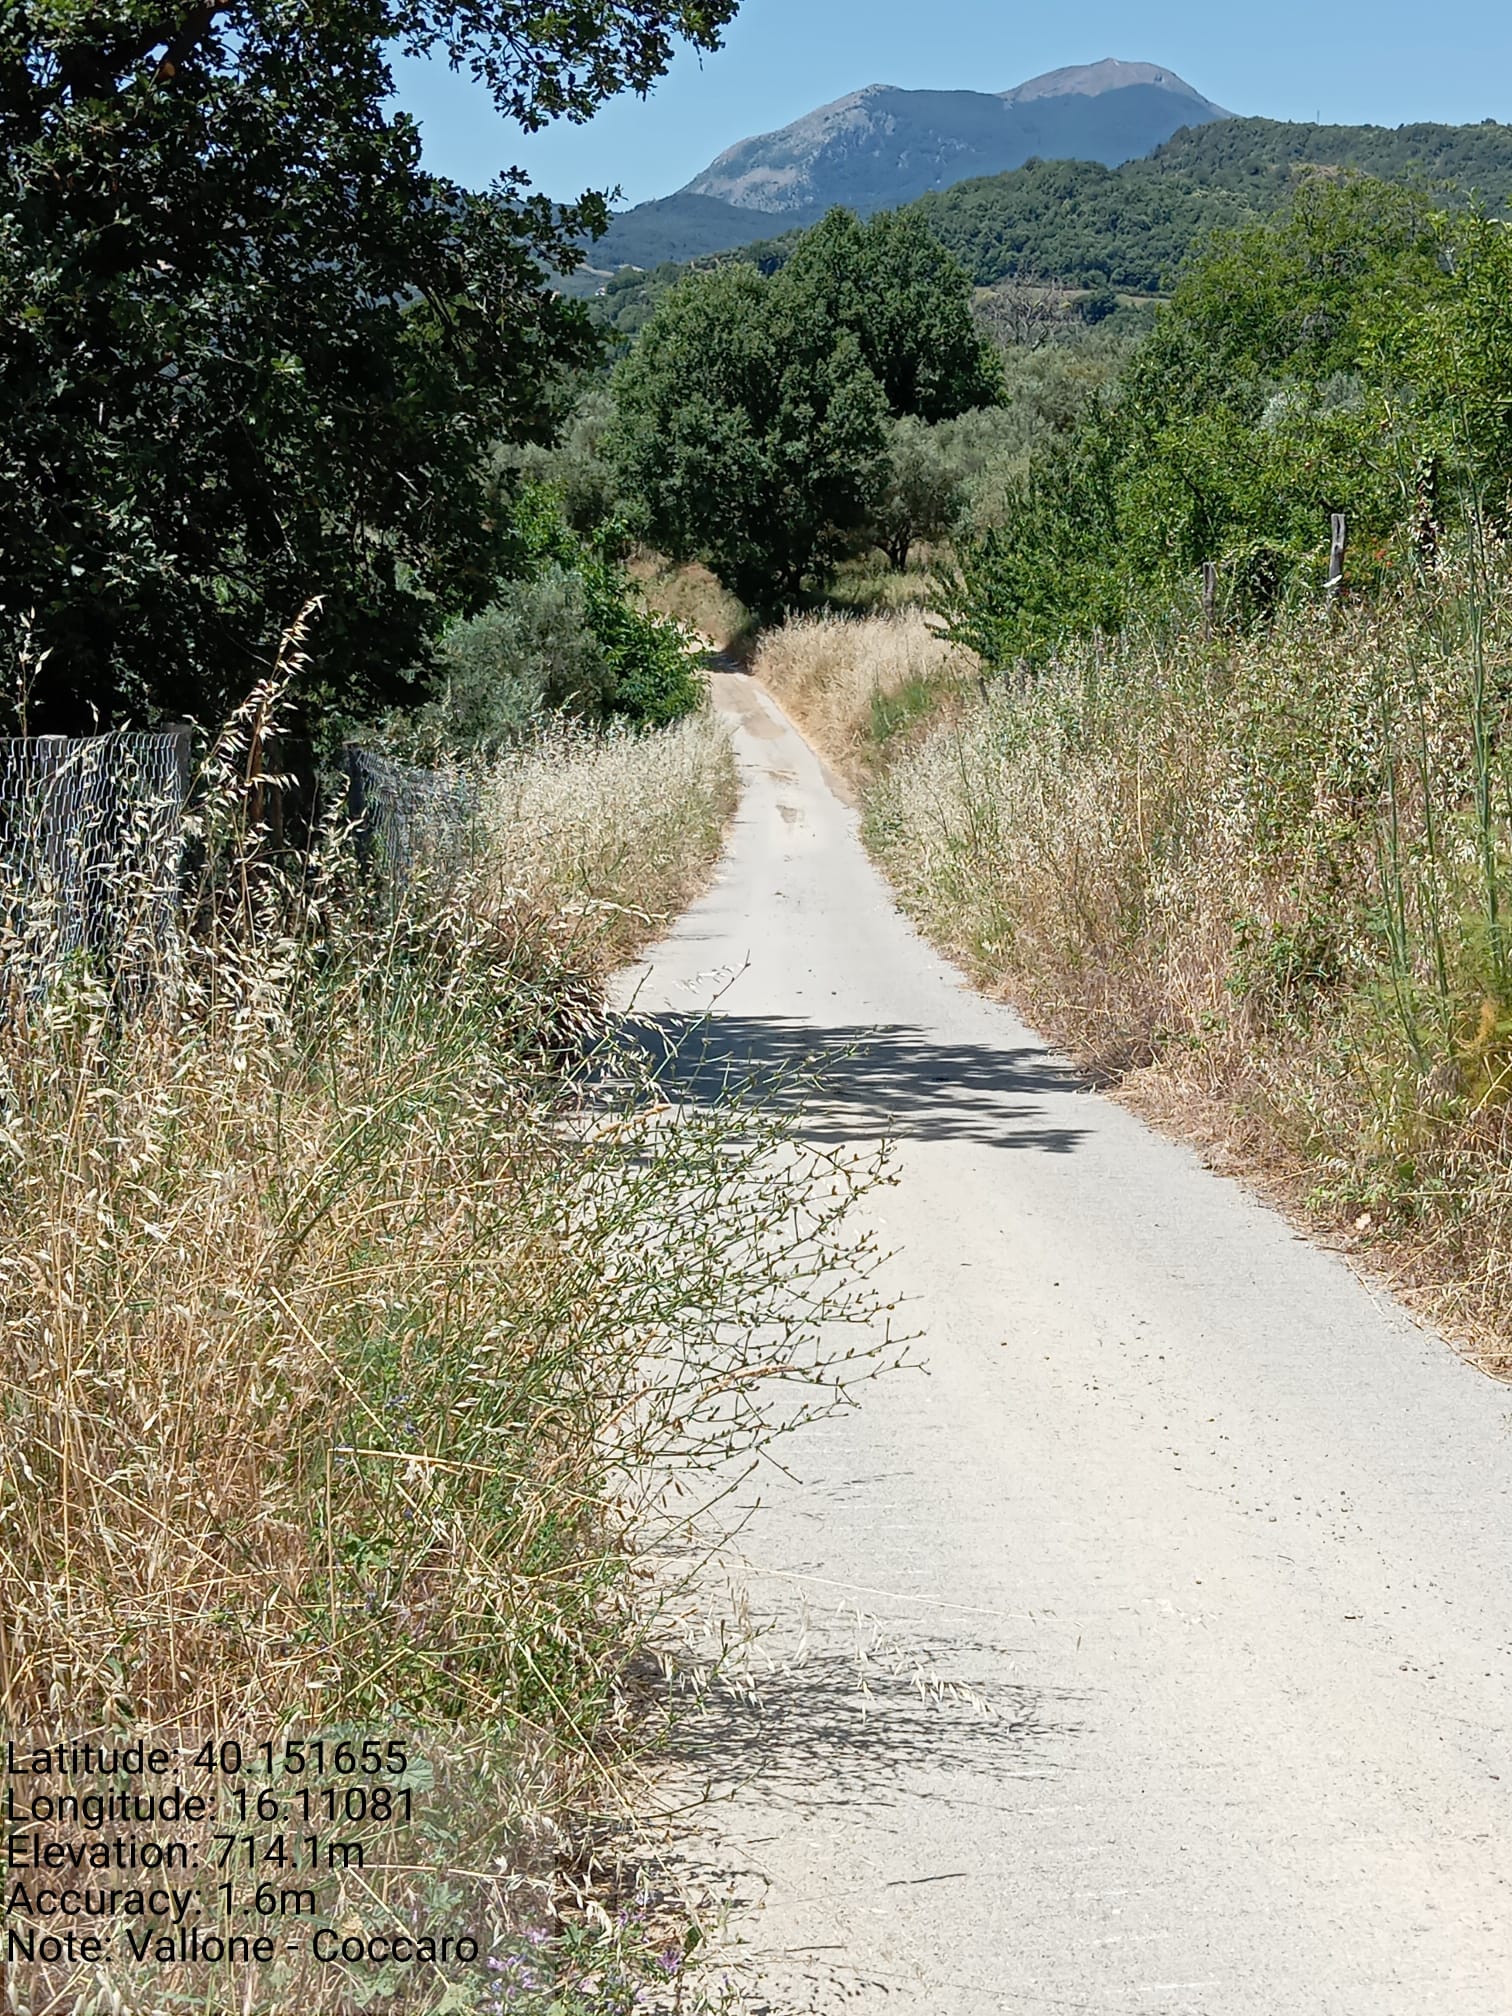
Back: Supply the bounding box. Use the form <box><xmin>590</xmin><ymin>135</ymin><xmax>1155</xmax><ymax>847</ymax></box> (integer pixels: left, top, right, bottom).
<box><xmin>583</xmin><ymin>59</ymin><xmax>1228</xmax><ymax>272</ymax></box>
<box><xmin>683</xmin><ymin>60</ymin><xmax>1227</xmax><ymax>216</ymax></box>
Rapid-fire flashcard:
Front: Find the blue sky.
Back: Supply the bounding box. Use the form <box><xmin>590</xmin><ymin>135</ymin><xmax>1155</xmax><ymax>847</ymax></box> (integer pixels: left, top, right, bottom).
<box><xmin>390</xmin><ymin>0</ymin><xmax>1512</xmax><ymax>208</ymax></box>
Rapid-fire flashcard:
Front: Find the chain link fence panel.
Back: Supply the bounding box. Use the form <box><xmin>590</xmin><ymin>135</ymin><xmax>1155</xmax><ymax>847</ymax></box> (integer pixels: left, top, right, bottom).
<box><xmin>0</xmin><ymin>733</ymin><xmax>482</xmax><ymax>1011</ymax></box>
<box><xmin>340</xmin><ymin>746</ymin><xmax>482</xmax><ymax>897</ymax></box>
<box><xmin>0</xmin><ymin>731</ymin><xmax>191</xmax><ymax>1011</ymax></box>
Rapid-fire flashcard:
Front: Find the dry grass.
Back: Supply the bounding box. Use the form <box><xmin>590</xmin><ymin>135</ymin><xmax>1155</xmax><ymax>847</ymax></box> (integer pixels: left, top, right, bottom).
<box><xmin>753</xmin><ymin>610</ymin><xmax>976</xmax><ymax>782</ymax></box>
<box><xmin>485</xmin><ymin>711</ymin><xmax>736</xmax><ymax>971</ymax></box>
<box><xmin>822</xmin><ymin>551</ymin><xmax>942</xmax><ymax>617</ymax></box>
<box><xmin>867</xmin><ymin>576</ymin><xmax>1512</xmax><ymax>1367</ymax></box>
<box><xmin>629</xmin><ymin>553</ymin><xmax>755</xmax><ymax>658</ymax></box>
<box><xmin>0</xmin><ymin>693</ymin><xmax>884</xmax><ymax>2012</ymax></box>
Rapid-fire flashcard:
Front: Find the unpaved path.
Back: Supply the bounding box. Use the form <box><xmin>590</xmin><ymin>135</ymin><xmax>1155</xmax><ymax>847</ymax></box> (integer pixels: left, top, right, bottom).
<box><xmin>618</xmin><ymin>672</ymin><xmax>1512</xmax><ymax>2016</ymax></box>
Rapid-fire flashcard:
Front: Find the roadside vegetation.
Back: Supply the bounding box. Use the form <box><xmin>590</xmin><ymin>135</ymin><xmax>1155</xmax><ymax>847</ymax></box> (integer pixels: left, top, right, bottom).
<box><xmin>938</xmin><ymin>179</ymin><xmax>1512</xmax><ymax>666</ymax></box>
<box><xmin>14</xmin><ymin>12</ymin><xmax>1512</xmax><ymax>2000</ymax></box>
<box><xmin>755</xmin><ymin>611</ymin><xmax>973</xmax><ymax>782</ymax></box>
<box><xmin>0</xmin><ymin>681</ymin><xmax>894</xmax><ymax>2012</ymax></box>
<box><xmin>0</xmin><ymin>2</ymin><xmax>900</xmax><ymax>2010</ymax></box>
<box><xmin>390</xmin><ymin>487</ymin><xmax>706</xmax><ymax>758</ymax></box>
<box><xmin>869</xmin><ymin>582</ymin><xmax>1512</xmax><ymax>1364</ymax></box>
<box><xmin>695</xmin><ymin>172</ymin><xmax>1512</xmax><ymax>1367</ymax></box>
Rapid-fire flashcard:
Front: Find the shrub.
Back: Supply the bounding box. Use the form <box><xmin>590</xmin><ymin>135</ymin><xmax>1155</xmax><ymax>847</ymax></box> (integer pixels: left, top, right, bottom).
<box><xmin>414</xmin><ymin>567</ymin><xmax>612</xmax><ymax>752</ymax></box>
<box><xmin>507</xmin><ymin>385</ymin><xmax>622</xmax><ymax>537</ymax></box>
<box><xmin>399</xmin><ymin>489</ymin><xmax>704</xmax><ymax>754</ymax></box>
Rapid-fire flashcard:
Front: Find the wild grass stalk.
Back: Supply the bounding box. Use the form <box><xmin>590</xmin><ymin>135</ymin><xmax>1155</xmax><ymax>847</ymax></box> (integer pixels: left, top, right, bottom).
<box><xmin>753</xmin><ymin>610</ymin><xmax>975</xmax><ymax>783</ymax></box>
<box><xmin>861</xmin><ymin>561</ymin><xmax>1512</xmax><ymax>1362</ymax></box>
<box><xmin>0</xmin><ymin>690</ymin><xmax>886</xmax><ymax>2013</ymax></box>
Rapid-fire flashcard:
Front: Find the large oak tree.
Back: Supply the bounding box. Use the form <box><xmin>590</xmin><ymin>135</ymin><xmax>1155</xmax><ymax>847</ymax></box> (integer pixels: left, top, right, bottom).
<box><xmin>0</xmin><ymin>0</ymin><xmax>737</xmax><ymax>731</ymax></box>
<box><xmin>610</xmin><ymin>208</ymin><xmax>1000</xmax><ymax>613</ymax></box>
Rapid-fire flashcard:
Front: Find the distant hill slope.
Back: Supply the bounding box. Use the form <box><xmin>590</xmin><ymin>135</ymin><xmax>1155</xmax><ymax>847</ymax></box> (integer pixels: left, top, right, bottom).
<box><xmin>914</xmin><ymin>117</ymin><xmax>1512</xmax><ymax>291</ymax></box>
<box><xmin>582</xmin><ymin>114</ymin><xmax>1512</xmax><ymax>336</ymax></box>
<box><xmin>580</xmin><ymin>192</ymin><xmax>812</xmax><ymax>273</ymax></box>
<box><xmin>583</xmin><ymin>59</ymin><xmax>1225</xmax><ymax>275</ymax></box>
<box><xmin>912</xmin><ymin>157</ymin><xmax>1251</xmax><ymax>294</ymax></box>
<box><xmin>1150</xmin><ymin>115</ymin><xmax>1512</xmax><ymax>200</ymax></box>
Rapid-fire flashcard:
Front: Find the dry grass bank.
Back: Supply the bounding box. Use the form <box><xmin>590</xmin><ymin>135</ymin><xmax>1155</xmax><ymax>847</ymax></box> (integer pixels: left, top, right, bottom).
<box><xmin>487</xmin><ymin>710</ymin><xmax>736</xmax><ymax>969</ymax></box>
<box><xmin>0</xmin><ymin>701</ymin><xmax>880</xmax><ymax>2012</ymax></box>
<box><xmin>866</xmin><ymin>580</ymin><xmax>1512</xmax><ymax>1367</ymax></box>
<box><xmin>753</xmin><ymin>609</ymin><xmax>976</xmax><ymax>784</ymax></box>
<box><xmin>822</xmin><ymin>551</ymin><xmax>942</xmax><ymax>618</ymax></box>
<box><xmin>629</xmin><ymin>553</ymin><xmax>755</xmax><ymax>658</ymax></box>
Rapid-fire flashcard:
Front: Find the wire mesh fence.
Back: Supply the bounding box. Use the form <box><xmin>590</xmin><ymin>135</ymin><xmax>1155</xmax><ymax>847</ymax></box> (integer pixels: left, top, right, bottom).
<box><xmin>340</xmin><ymin>745</ymin><xmax>483</xmax><ymax>896</ymax></box>
<box><xmin>0</xmin><ymin>732</ymin><xmax>483</xmax><ymax>1012</ymax></box>
<box><xmin>0</xmin><ymin>730</ymin><xmax>192</xmax><ymax>1011</ymax></box>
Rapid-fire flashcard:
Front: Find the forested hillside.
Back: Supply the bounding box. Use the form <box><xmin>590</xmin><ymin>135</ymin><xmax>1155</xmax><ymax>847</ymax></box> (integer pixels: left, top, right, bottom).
<box><xmin>1152</xmin><ymin>113</ymin><xmax>1512</xmax><ymax>199</ymax></box>
<box><xmin>589</xmin><ymin>114</ymin><xmax>1512</xmax><ymax>327</ymax></box>
<box><xmin>567</xmin><ymin>190</ymin><xmax>812</xmax><ymax>280</ymax></box>
<box><xmin>915</xmin><ymin>115</ymin><xmax>1512</xmax><ymax>288</ymax></box>
<box><xmin>913</xmin><ymin>156</ymin><xmax>1254</xmax><ymax>291</ymax></box>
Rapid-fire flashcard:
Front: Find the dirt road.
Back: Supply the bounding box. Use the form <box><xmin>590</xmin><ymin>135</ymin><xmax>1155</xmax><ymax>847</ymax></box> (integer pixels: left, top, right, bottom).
<box><xmin>618</xmin><ymin>671</ymin><xmax>1512</xmax><ymax>2016</ymax></box>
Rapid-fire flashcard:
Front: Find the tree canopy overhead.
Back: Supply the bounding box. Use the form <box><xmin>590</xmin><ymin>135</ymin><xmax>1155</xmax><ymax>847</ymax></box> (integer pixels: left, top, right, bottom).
<box><xmin>0</xmin><ymin>0</ymin><xmax>737</xmax><ymax>732</ymax></box>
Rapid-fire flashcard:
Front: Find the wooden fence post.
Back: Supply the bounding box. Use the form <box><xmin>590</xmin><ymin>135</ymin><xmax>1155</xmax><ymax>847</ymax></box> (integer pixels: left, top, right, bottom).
<box><xmin>1327</xmin><ymin>513</ymin><xmax>1348</xmax><ymax>604</ymax></box>
<box><xmin>162</xmin><ymin>723</ymin><xmax>194</xmax><ymax>808</ymax></box>
<box><xmin>1414</xmin><ymin>453</ymin><xmax>1441</xmax><ymax>565</ymax></box>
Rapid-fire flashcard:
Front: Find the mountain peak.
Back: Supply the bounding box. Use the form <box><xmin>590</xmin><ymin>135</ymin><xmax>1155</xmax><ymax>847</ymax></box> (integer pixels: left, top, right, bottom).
<box><xmin>1001</xmin><ymin>59</ymin><xmax>1223</xmax><ymax>110</ymax></box>
<box><xmin>679</xmin><ymin>59</ymin><xmax>1229</xmax><ymax>219</ymax></box>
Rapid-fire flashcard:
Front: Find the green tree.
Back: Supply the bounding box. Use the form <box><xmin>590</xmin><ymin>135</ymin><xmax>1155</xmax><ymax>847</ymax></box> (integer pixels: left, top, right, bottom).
<box><xmin>1129</xmin><ymin>176</ymin><xmax>1446</xmax><ymax>422</ymax></box>
<box><xmin>778</xmin><ymin>208</ymin><xmax>1003</xmax><ymax>421</ymax></box>
<box><xmin>870</xmin><ymin>416</ymin><xmax>969</xmax><ymax>571</ymax></box>
<box><xmin>1399</xmin><ymin>209</ymin><xmax>1512</xmax><ymax>525</ymax></box>
<box><xmin>0</xmin><ymin>0</ymin><xmax>738</xmax><ymax>733</ymax></box>
<box><xmin>610</xmin><ymin>208</ymin><xmax>1003</xmax><ymax>612</ymax></box>
<box><xmin>939</xmin><ymin>178</ymin><xmax>1445</xmax><ymax>666</ymax></box>
<box><xmin>609</xmin><ymin>264</ymin><xmax>890</xmax><ymax>616</ymax></box>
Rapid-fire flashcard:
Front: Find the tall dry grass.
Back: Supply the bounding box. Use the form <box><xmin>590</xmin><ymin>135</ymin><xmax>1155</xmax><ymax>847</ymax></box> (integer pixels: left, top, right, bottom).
<box><xmin>0</xmin><ymin>693</ymin><xmax>883</xmax><ymax>2012</ymax></box>
<box><xmin>628</xmin><ymin>555</ymin><xmax>755</xmax><ymax>658</ymax></box>
<box><xmin>753</xmin><ymin>610</ymin><xmax>975</xmax><ymax>781</ymax></box>
<box><xmin>868</xmin><ymin>575</ymin><xmax>1512</xmax><ymax>1362</ymax></box>
<box><xmin>485</xmin><ymin>712</ymin><xmax>734</xmax><ymax>970</ymax></box>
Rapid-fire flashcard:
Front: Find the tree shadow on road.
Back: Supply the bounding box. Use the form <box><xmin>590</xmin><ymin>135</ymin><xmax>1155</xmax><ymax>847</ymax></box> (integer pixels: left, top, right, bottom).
<box><xmin>635</xmin><ymin>1620</ymin><xmax>1091</xmax><ymax>2014</ymax></box>
<box><xmin>662</xmin><ymin>1631</ymin><xmax>1084</xmax><ymax>1816</ymax></box>
<box><xmin>612</xmin><ymin>1010</ymin><xmax>1090</xmax><ymax>1153</ymax></box>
